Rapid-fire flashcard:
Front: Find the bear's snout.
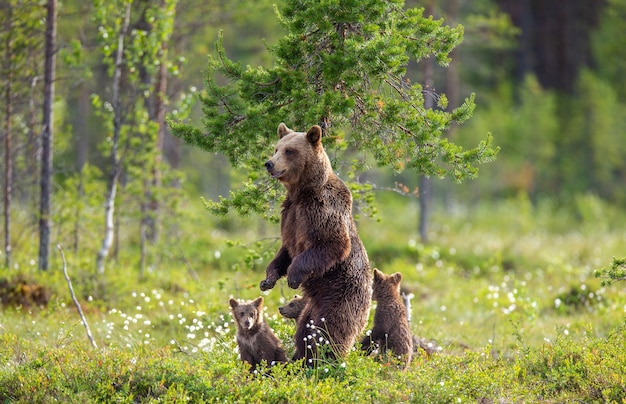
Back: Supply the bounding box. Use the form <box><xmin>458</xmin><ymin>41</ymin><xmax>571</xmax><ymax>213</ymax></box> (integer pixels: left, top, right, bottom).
<box><xmin>265</xmin><ymin>160</ymin><xmax>286</xmax><ymax>179</ymax></box>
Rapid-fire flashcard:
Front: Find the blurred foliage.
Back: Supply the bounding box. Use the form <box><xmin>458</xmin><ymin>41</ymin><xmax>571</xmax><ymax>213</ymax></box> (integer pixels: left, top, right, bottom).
<box><xmin>591</xmin><ymin>0</ymin><xmax>626</xmax><ymax>101</ymax></box>
<box><xmin>3</xmin><ymin>0</ymin><xmax>625</xmax><ymax>275</ymax></box>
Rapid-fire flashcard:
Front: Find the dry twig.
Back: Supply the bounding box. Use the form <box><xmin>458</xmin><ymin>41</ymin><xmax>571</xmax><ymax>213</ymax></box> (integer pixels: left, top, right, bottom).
<box><xmin>58</xmin><ymin>245</ymin><xmax>97</xmax><ymax>349</ymax></box>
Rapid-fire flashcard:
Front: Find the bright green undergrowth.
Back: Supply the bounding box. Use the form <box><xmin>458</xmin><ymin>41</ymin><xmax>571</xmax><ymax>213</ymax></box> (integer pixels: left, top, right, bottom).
<box><xmin>1</xmin><ymin>193</ymin><xmax>625</xmax><ymax>402</ymax></box>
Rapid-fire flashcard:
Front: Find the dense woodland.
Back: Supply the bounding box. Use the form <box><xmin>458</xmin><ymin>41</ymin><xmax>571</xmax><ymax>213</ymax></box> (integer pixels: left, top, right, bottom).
<box><xmin>1</xmin><ymin>0</ymin><xmax>625</xmax><ymax>272</ymax></box>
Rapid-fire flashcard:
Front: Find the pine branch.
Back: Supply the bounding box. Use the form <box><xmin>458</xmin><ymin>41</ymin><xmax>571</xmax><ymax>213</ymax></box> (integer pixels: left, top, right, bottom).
<box><xmin>594</xmin><ymin>257</ymin><xmax>626</xmax><ymax>286</ymax></box>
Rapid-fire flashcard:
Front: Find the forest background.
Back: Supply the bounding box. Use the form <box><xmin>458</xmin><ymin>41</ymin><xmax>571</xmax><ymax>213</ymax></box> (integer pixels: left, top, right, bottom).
<box><xmin>2</xmin><ymin>0</ymin><xmax>626</xmax><ymax>272</ymax></box>
<box><xmin>1</xmin><ymin>0</ymin><xmax>626</xmax><ymax>402</ymax></box>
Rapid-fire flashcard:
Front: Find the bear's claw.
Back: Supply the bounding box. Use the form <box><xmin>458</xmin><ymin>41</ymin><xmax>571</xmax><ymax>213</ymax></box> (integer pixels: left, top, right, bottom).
<box><xmin>260</xmin><ymin>279</ymin><xmax>275</xmax><ymax>291</ymax></box>
<box><xmin>287</xmin><ymin>273</ymin><xmax>302</xmax><ymax>289</ymax></box>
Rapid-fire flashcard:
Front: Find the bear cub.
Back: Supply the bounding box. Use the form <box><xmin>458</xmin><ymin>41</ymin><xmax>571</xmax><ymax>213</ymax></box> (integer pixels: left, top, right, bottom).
<box><xmin>278</xmin><ymin>295</ymin><xmax>308</xmax><ymax>320</ymax></box>
<box><xmin>229</xmin><ymin>297</ymin><xmax>287</xmax><ymax>371</ymax></box>
<box><xmin>361</xmin><ymin>268</ymin><xmax>413</xmax><ymax>369</ymax></box>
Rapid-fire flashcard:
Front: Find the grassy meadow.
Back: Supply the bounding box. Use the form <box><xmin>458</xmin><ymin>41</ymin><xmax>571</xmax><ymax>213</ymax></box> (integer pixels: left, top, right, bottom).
<box><xmin>0</xmin><ymin>192</ymin><xmax>625</xmax><ymax>403</ymax></box>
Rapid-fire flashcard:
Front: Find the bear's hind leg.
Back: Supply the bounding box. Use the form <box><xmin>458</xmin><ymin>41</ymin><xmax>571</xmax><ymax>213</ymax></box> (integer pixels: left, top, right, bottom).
<box><xmin>293</xmin><ymin>302</ymin><xmax>314</xmax><ymax>362</ymax></box>
<box><xmin>295</xmin><ymin>311</ymin><xmax>355</xmax><ymax>366</ymax></box>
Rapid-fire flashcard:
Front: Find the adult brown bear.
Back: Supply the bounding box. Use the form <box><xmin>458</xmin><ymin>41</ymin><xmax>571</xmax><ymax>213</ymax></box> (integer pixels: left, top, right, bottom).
<box><xmin>261</xmin><ymin>123</ymin><xmax>372</xmax><ymax>364</ymax></box>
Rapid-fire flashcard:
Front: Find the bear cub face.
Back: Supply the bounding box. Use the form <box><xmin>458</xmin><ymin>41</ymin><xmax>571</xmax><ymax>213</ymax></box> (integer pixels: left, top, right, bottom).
<box><xmin>230</xmin><ymin>297</ymin><xmax>263</xmax><ymax>331</ymax></box>
<box><xmin>278</xmin><ymin>295</ymin><xmax>307</xmax><ymax>319</ymax></box>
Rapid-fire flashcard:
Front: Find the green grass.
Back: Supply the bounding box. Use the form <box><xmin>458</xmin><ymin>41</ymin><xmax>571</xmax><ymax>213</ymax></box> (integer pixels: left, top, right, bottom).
<box><xmin>1</xmin><ymin>192</ymin><xmax>626</xmax><ymax>402</ymax></box>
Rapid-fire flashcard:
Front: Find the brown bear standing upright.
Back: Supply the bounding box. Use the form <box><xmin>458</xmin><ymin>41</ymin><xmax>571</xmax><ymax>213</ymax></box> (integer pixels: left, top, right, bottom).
<box><xmin>229</xmin><ymin>297</ymin><xmax>288</xmax><ymax>371</ymax></box>
<box><xmin>261</xmin><ymin>123</ymin><xmax>372</xmax><ymax>363</ymax></box>
<box><xmin>360</xmin><ymin>268</ymin><xmax>413</xmax><ymax>369</ymax></box>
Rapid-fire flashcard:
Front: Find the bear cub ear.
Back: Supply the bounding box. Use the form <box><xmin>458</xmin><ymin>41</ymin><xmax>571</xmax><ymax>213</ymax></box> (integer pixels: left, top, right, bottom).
<box><xmin>277</xmin><ymin>123</ymin><xmax>291</xmax><ymax>139</ymax></box>
<box><xmin>252</xmin><ymin>296</ymin><xmax>264</xmax><ymax>308</ymax></box>
<box><xmin>229</xmin><ymin>298</ymin><xmax>239</xmax><ymax>309</ymax></box>
<box><xmin>390</xmin><ymin>272</ymin><xmax>402</xmax><ymax>285</ymax></box>
<box><xmin>373</xmin><ymin>268</ymin><xmax>384</xmax><ymax>280</ymax></box>
<box><xmin>306</xmin><ymin>125</ymin><xmax>323</xmax><ymax>146</ymax></box>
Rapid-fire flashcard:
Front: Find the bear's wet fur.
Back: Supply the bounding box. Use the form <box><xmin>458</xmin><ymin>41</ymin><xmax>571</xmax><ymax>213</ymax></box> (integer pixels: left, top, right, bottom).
<box><xmin>262</xmin><ymin>123</ymin><xmax>372</xmax><ymax>364</ymax></box>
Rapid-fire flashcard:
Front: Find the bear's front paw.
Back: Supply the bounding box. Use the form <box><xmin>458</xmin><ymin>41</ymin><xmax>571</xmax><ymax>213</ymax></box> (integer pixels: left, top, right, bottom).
<box><xmin>260</xmin><ymin>278</ymin><xmax>276</xmax><ymax>291</ymax></box>
<box><xmin>287</xmin><ymin>272</ymin><xmax>302</xmax><ymax>289</ymax></box>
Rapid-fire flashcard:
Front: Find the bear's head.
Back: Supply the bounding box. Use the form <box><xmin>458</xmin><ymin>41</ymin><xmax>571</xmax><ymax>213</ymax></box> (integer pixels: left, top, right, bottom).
<box><xmin>278</xmin><ymin>294</ymin><xmax>307</xmax><ymax>319</ymax></box>
<box><xmin>229</xmin><ymin>297</ymin><xmax>264</xmax><ymax>331</ymax></box>
<box><xmin>264</xmin><ymin>123</ymin><xmax>332</xmax><ymax>189</ymax></box>
<box><xmin>372</xmin><ymin>268</ymin><xmax>402</xmax><ymax>302</ymax></box>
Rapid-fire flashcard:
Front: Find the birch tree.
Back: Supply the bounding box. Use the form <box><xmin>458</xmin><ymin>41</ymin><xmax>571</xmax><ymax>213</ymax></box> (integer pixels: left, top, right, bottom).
<box><xmin>93</xmin><ymin>0</ymin><xmax>179</xmax><ymax>275</ymax></box>
<box><xmin>94</xmin><ymin>0</ymin><xmax>131</xmax><ymax>274</ymax></box>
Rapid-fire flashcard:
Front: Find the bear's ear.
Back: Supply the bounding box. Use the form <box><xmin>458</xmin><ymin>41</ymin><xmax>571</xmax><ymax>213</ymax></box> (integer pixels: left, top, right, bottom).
<box><xmin>373</xmin><ymin>268</ymin><xmax>384</xmax><ymax>280</ymax></box>
<box><xmin>306</xmin><ymin>125</ymin><xmax>323</xmax><ymax>146</ymax></box>
<box><xmin>252</xmin><ymin>296</ymin><xmax>264</xmax><ymax>308</ymax></box>
<box><xmin>277</xmin><ymin>123</ymin><xmax>291</xmax><ymax>139</ymax></box>
<box><xmin>229</xmin><ymin>298</ymin><xmax>239</xmax><ymax>309</ymax></box>
<box><xmin>390</xmin><ymin>272</ymin><xmax>402</xmax><ymax>285</ymax></box>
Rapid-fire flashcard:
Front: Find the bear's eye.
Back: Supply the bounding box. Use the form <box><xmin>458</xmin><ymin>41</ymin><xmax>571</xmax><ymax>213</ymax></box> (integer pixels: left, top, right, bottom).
<box><xmin>285</xmin><ymin>149</ymin><xmax>293</xmax><ymax>156</ymax></box>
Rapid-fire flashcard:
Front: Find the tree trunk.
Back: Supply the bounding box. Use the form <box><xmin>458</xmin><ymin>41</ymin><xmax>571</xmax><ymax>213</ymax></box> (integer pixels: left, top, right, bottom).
<box><xmin>418</xmin><ymin>0</ymin><xmax>435</xmax><ymax>244</ymax></box>
<box><xmin>38</xmin><ymin>0</ymin><xmax>57</xmax><ymax>271</ymax></box>
<box><xmin>73</xmin><ymin>85</ymin><xmax>90</xmax><ymax>254</ymax></box>
<box><xmin>96</xmin><ymin>2</ymin><xmax>131</xmax><ymax>275</ymax></box>
<box><xmin>76</xmin><ymin>84</ymin><xmax>90</xmax><ymax>170</ymax></box>
<box><xmin>443</xmin><ymin>0</ymin><xmax>460</xmax><ymax>211</ymax></box>
<box><xmin>4</xmin><ymin>10</ymin><xmax>13</xmax><ymax>269</ymax></box>
<box><xmin>139</xmin><ymin>200</ymin><xmax>147</xmax><ymax>279</ymax></box>
<box><xmin>496</xmin><ymin>0</ymin><xmax>605</xmax><ymax>93</ymax></box>
<box><xmin>147</xmin><ymin>40</ymin><xmax>167</xmax><ymax>244</ymax></box>
<box><xmin>444</xmin><ymin>0</ymin><xmax>460</xmax><ymax>119</ymax></box>
<box><xmin>139</xmin><ymin>6</ymin><xmax>169</xmax><ymax>274</ymax></box>
<box><xmin>73</xmin><ymin>174</ymin><xmax>83</xmax><ymax>255</ymax></box>
<box><xmin>28</xmin><ymin>75</ymin><xmax>40</xmax><ymax>209</ymax></box>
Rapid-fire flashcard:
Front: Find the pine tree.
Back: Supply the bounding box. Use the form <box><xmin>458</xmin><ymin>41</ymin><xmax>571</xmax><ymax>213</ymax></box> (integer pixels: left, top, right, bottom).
<box><xmin>39</xmin><ymin>0</ymin><xmax>58</xmax><ymax>271</ymax></box>
<box><xmin>170</xmin><ymin>0</ymin><xmax>497</xmax><ymax>217</ymax></box>
<box><xmin>1</xmin><ymin>1</ymin><xmax>48</xmax><ymax>269</ymax></box>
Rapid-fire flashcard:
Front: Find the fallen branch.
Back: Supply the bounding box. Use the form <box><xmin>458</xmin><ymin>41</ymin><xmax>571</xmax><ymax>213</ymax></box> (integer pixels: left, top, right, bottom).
<box><xmin>58</xmin><ymin>245</ymin><xmax>97</xmax><ymax>349</ymax></box>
